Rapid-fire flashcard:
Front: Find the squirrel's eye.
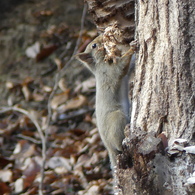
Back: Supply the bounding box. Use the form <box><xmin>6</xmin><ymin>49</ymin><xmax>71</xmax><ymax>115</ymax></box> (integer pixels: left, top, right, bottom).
<box><xmin>92</xmin><ymin>43</ymin><xmax>97</xmax><ymax>49</ymax></box>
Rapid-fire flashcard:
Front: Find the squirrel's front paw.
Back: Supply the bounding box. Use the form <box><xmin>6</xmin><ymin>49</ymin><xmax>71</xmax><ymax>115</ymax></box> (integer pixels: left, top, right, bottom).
<box><xmin>122</xmin><ymin>40</ymin><xmax>138</xmax><ymax>58</ymax></box>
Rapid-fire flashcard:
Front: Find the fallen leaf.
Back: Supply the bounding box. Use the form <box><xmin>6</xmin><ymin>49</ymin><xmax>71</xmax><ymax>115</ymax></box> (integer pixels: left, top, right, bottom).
<box><xmin>57</xmin><ymin>95</ymin><xmax>87</xmax><ymax>112</ymax></box>
<box><xmin>0</xmin><ymin>182</ymin><xmax>10</xmax><ymax>194</ymax></box>
<box><xmin>23</xmin><ymin>158</ymin><xmax>41</xmax><ymax>189</ymax></box>
<box><xmin>78</xmin><ymin>184</ymin><xmax>100</xmax><ymax>195</ymax></box>
<box><xmin>25</xmin><ymin>42</ymin><xmax>40</xmax><ymax>59</ymax></box>
<box><xmin>36</xmin><ymin>44</ymin><xmax>58</xmax><ymax>61</ymax></box>
<box><xmin>0</xmin><ymin>157</ymin><xmax>13</xmax><ymax>169</ymax></box>
<box><xmin>39</xmin><ymin>10</ymin><xmax>53</xmax><ymax>16</ymax></box>
<box><xmin>47</xmin><ymin>156</ymin><xmax>72</xmax><ymax>171</ymax></box>
<box><xmin>54</xmin><ymin>58</ymin><xmax>63</xmax><ymax>70</ymax></box>
<box><xmin>33</xmin><ymin>10</ymin><xmax>53</xmax><ymax>17</ymax></box>
<box><xmin>23</xmin><ymin>158</ymin><xmax>41</xmax><ymax>176</ymax></box>
<box><xmin>43</xmin><ymin>85</ymin><xmax>52</xmax><ymax>93</ymax></box>
<box><xmin>5</xmin><ymin>81</ymin><xmax>15</xmax><ymax>89</ymax></box>
<box><xmin>22</xmin><ymin>85</ymin><xmax>32</xmax><ymax>101</ymax></box>
<box><xmin>12</xmin><ymin>140</ymin><xmax>36</xmax><ymax>159</ymax></box>
<box><xmin>51</xmin><ymin>188</ymin><xmax>64</xmax><ymax>195</ymax></box>
<box><xmin>75</xmin><ymin>77</ymin><xmax>96</xmax><ymax>93</ymax></box>
<box><xmin>54</xmin><ymin>167</ymin><xmax>69</xmax><ymax>175</ymax></box>
<box><xmin>14</xmin><ymin>178</ymin><xmax>24</xmax><ymax>193</ymax></box>
<box><xmin>85</xmin><ymin>133</ymin><xmax>100</xmax><ymax>144</ymax></box>
<box><xmin>50</xmin><ymin>90</ymin><xmax>70</xmax><ymax>109</ymax></box>
<box><xmin>58</xmin><ymin>78</ymin><xmax>68</xmax><ymax>92</ymax></box>
<box><xmin>75</xmin><ymin>154</ymin><xmax>90</xmax><ymax>170</ymax></box>
<box><xmin>32</xmin><ymin>93</ymin><xmax>45</xmax><ymax>101</ymax></box>
<box><xmin>0</xmin><ymin>170</ymin><xmax>12</xmax><ymax>182</ymax></box>
<box><xmin>22</xmin><ymin>77</ymin><xmax>34</xmax><ymax>85</ymax></box>
<box><xmin>21</xmin><ymin>77</ymin><xmax>34</xmax><ymax>101</ymax></box>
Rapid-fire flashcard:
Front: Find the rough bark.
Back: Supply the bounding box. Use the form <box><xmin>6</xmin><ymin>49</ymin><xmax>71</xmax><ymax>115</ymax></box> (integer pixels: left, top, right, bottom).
<box><xmin>85</xmin><ymin>0</ymin><xmax>135</xmax><ymax>43</ymax></box>
<box><xmin>118</xmin><ymin>0</ymin><xmax>195</xmax><ymax>194</ymax></box>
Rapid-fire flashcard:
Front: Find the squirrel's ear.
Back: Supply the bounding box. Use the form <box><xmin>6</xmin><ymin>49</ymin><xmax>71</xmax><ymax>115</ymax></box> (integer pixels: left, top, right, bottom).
<box><xmin>75</xmin><ymin>53</ymin><xmax>94</xmax><ymax>66</ymax></box>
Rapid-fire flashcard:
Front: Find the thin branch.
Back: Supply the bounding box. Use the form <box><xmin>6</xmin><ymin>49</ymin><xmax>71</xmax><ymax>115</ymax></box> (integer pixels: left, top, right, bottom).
<box><xmin>39</xmin><ymin>3</ymin><xmax>87</xmax><ymax>194</ymax></box>
<box><xmin>60</xmin><ymin>2</ymin><xmax>87</xmax><ymax>77</ymax></box>
<box><xmin>46</xmin><ymin>2</ymin><xmax>87</xmax><ymax>126</ymax></box>
<box><xmin>17</xmin><ymin>134</ymin><xmax>42</xmax><ymax>144</ymax></box>
<box><xmin>72</xmin><ymin>3</ymin><xmax>88</xmax><ymax>56</ymax></box>
<box><xmin>0</xmin><ymin>106</ymin><xmax>46</xmax><ymax>195</ymax></box>
<box><xmin>0</xmin><ymin>106</ymin><xmax>44</xmax><ymax>143</ymax></box>
<box><xmin>44</xmin><ymin>2</ymin><xmax>88</xmax><ymax>133</ymax></box>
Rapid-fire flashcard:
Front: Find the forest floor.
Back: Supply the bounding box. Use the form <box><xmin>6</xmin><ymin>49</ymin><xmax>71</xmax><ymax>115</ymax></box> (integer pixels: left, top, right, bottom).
<box><xmin>0</xmin><ymin>0</ymin><xmax>112</xmax><ymax>194</ymax></box>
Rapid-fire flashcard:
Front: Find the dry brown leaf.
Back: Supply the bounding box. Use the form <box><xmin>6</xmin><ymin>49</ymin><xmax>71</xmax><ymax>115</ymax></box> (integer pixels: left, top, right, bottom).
<box><xmin>54</xmin><ymin>167</ymin><xmax>69</xmax><ymax>175</ymax></box>
<box><xmin>5</xmin><ymin>81</ymin><xmax>15</xmax><ymax>89</ymax></box>
<box><xmin>58</xmin><ymin>78</ymin><xmax>68</xmax><ymax>92</ymax></box>
<box><xmin>21</xmin><ymin>186</ymin><xmax>38</xmax><ymax>195</ymax></box>
<box><xmin>32</xmin><ymin>93</ymin><xmax>45</xmax><ymax>102</ymax></box>
<box><xmin>25</xmin><ymin>42</ymin><xmax>40</xmax><ymax>59</ymax></box>
<box><xmin>22</xmin><ymin>158</ymin><xmax>40</xmax><ymax>189</ymax></box>
<box><xmin>33</xmin><ymin>10</ymin><xmax>53</xmax><ymax>18</ymax></box>
<box><xmin>89</xmin><ymin>128</ymin><xmax>98</xmax><ymax>136</ymax></box>
<box><xmin>84</xmin><ymin>114</ymin><xmax>93</xmax><ymax>123</ymax></box>
<box><xmin>54</xmin><ymin>58</ymin><xmax>63</xmax><ymax>70</ymax></box>
<box><xmin>0</xmin><ymin>170</ymin><xmax>12</xmax><ymax>182</ymax></box>
<box><xmin>85</xmin><ymin>133</ymin><xmax>100</xmax><ymax>144</ymax></box>
<box><xmin>39</xmin><ymin>10</ymin><xmax>53</xmax><ymax>16</ymax></box>
<box><xmin>0</xmin><ymin>182</ymin><xmax>11</xmax><ymax>194</ymax></box>
<box><xmin>57</xmin><ymin>95</ymin><xmax>87</xmax><ymax>112</ymax></box>
<box><xmin>50</xmin><ymin>90</ymin><xmax>70</xmax><ymax>109</ymax></box>
<box><xmin>37</xmin><ymin>170</ymin><xmax>56</xmax><ymax>184</ymax></box>
<box><xmin>0</xmin><ymin>157</ymin><xmax>13</xmax><ymax>169</ymax></box>
<box><xmin>23</xmin><ymin>158</ymin><xmax>41</xmax><ymax>176</ymax></box>
<box><xmin>22</xmin><ymin>77</ymin><xmax>34</xmax><ymax>85</ymax></box>
<box><xmin>14</xmin><ymin>178</ymin><xmax>24</xmax><ymax>193</ymax></box>
<box><xmin>78</xmin><ymin>184</ymin><xmax>100</xmax><ymax>195</ymax></box>
<box><xmin>12</xmin><ymin>140</ymin><xmax>36</xmax><ymax>159</ymax></box>
<box><xmin>0</xmin><ymin>121</ymin><xmax>8</xmax><ymax>134</ymax></box>
<box><xmin>75</xmin><ymin>154</ymin><xmax>90</xmax><ymax>169</ymax></box>
<box><xmin>43</xmin><ymin>85</ymin><xmax>52</xmax><ymax>93</ymax></box>
<box><xmin>75</xmin><ymin>77</ymin><xmax>96</xmax><ymax>93</ymax></box>
<box><xmin>18</xmin><ymin>115</ymin><xmax>31</xmax><ymax>129</ymax></box>
<box><xmin>22</xmin><ymin>85</ymin><xmax>32</xmax><ymax>101</ymax></box>
<box><xmin>51</xmin><ymin>146</ymin><xmax>78</xmax><ymax>158</ymax></box>
<box><xmin>36</xmin><ymin>44</ymin><xmax>58</xmax><ymax>61</ymax></box>
<box><xmin>21</xmin><ymin>77</ymin><xmax>34</xmax><ymax>101</ymax></box>
<box><xmin>51</xmin><ymin>188</ymin><xmax>64</xmax><ymax>195</ymax></box>
<box><xmin>47</xmin><ymin>156</ymin><xmax>72</xmax><ymax>171</ymax></box>
<box><xmin>87</xmin><ymin>152</ymin><xmax>99</xmax><ymax>166</ymax></box>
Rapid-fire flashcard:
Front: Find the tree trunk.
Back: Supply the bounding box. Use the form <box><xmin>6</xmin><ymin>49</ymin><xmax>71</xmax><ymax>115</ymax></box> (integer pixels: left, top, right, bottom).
<box><xmin>118</xmin><ymin>0</ymin><xmax>195</xmax><ymax>194</ymax></box>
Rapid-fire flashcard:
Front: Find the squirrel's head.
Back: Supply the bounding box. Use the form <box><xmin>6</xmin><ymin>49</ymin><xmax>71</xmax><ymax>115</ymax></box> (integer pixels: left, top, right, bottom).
<box><xmin>75</xmin><ymin>35</ymin><xmax>105</xmax><ymax>73</ymax></box>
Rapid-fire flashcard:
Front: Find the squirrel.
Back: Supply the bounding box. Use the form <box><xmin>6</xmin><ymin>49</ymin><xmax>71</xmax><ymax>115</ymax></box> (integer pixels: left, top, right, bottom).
<box><xmin>76</xmin><ymin>34</ymin><xmax>136</xmax><ymax>168</ymax></box>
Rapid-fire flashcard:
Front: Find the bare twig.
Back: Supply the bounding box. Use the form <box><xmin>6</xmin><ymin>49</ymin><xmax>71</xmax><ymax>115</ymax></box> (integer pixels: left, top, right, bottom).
<box><xmin>0</xmin><ymin>108</ymin><xmax>45</xmax><ymax>157</ymax></box>
<box><xmin>0</xmin><ymin>106</ymin><xmax>46</xmax><ymax>195</ymax></box>
<box><xmin>17</xmin><ymin>134</ymin><xmax>42</xmax><ymax>144</ymax></box>
<box><xmin>0</xmin><ymin>106</ymin><xmax>44</xmax><ymax>143</ymax></box>
<box><xmin>39</xmin><ymin>3</ymin><xmax>88</xmax><ymax>194</ymax></box>
<box><xmin>46</xmin><ymin>2</ymin><xmax>87</xmax><ymax>126</ymax></box>
<box><xmin>72</xmin><ymin>3</ymin><xmax>88</xmax><ymax>56</ymax></box>
<box><xmin>44</xmin><ymin>2</ymin><xmax>88</xmax><ymax>131</ymax></box>
<box><xmin>60</xmin><ymin>2</ymin><xmax>87</xmax><ymax>78</ymax></box>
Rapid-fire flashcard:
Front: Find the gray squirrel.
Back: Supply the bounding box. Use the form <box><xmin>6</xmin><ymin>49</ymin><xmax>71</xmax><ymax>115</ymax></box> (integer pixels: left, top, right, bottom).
<box><xmin>76</xmin><ymin>35</ymin><xmax>136</xmax><ymax>168</ymax></box>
